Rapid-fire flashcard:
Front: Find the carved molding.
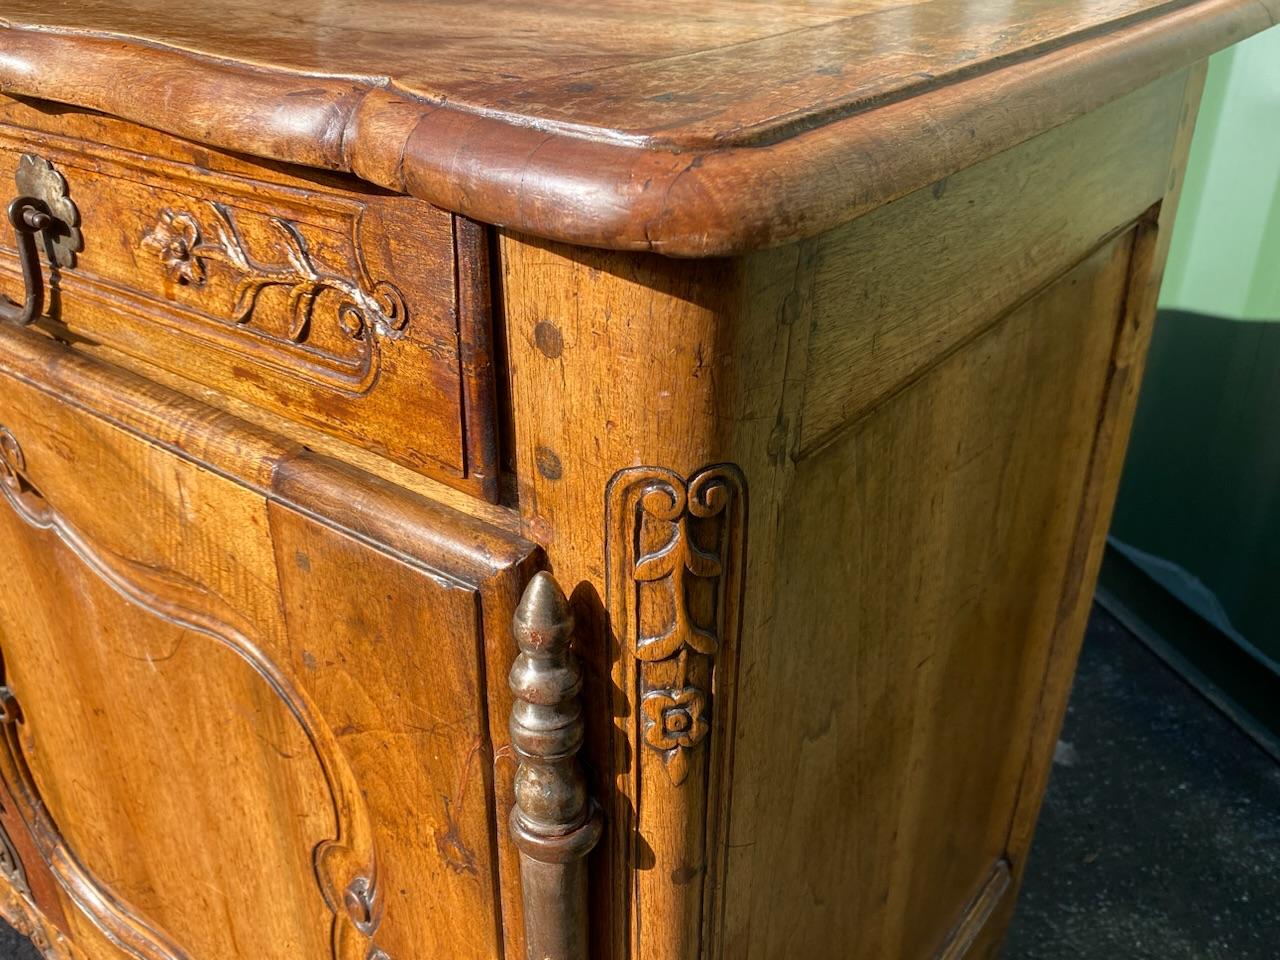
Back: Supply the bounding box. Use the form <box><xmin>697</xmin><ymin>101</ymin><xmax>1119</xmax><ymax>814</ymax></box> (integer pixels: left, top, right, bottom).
<box><xmin>141</xmin><ymin>201</ymin><xmax>408</xmax><ymax>350</ymax></box>
<box><xmin>605</xmin><ymin>463</ymin><xmax>747</xmax><ymax>957</ymax></box>
<box><xmin>0</xmin><ymin>823</ymin><xmax>29</xmax><ymax>900</ymax></box>
<box><xmin>607</xmin><ymin>464</ymin><xmax>747</xmax><ymax>786</ymax></box>
<box><xmin>508</xmin><ymin>572</ymin><xmax>602</xmax><ymax>960</ymax></box>
<box><xmin>0</xmin><ymin>425</ymin><xmax>388</xmax><ymax>960</ymax></box>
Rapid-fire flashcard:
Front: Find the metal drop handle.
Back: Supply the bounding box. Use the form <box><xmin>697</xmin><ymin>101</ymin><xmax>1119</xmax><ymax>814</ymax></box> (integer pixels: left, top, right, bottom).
<box><xmin>0</xmin><ymin>196</ymin><xmax>55</xmax><ymax>326</ymax></box>
<box><xmin>0</xmin><ymin>155</ymin><xmax>82</xmax><ymax>327</ymax></box>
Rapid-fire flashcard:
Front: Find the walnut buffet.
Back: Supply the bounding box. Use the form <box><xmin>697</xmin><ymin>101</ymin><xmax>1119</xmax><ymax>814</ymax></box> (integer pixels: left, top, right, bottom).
<box><xmin>0</xmin><ymin>2</ymin><xmax>1271</xmax><ymax>959</ymax></box>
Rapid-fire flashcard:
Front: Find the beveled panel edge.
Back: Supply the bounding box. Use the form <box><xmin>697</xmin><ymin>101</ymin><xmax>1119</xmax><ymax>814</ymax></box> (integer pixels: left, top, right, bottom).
<box><xmin>0</xmin><ymin>424</ymin><xmax>388</xmax><ymax>960</ymax></box>
<box><xmin>0</xmin><ymin>0</ymin><xmax>1270</xmax><ymax>256</ymax></box>
<box><xmin>933</xmin><ymin>861</ymin><xmax>1014</xmax><ymax>960</ymax></box>
<box><xmin>0</xmin><ymin>318</ymin><xmax>540</xmax><ymax>956</ymax></box>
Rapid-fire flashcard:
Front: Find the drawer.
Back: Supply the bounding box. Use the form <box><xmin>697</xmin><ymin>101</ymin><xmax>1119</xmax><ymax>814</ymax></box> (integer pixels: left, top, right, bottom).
<box><xmin>0</xmin><ymin>97</ymin><xmax>500</xmax><ymax>501</ymax></box>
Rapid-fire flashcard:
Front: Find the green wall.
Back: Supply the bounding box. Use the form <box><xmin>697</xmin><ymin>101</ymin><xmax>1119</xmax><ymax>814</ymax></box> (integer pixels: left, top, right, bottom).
<box><xmin>1109</xmin><ymin>25</ymin><xmax>1280</xmax><ymax>669</ymax></box>
<box><xmin>1160</xmin><ymin>28</ymin><xmax>1280</xmax><ymax>321</ymax></box>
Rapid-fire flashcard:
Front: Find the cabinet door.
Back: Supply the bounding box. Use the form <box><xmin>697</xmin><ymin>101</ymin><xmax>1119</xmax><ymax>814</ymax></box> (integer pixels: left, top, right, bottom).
<box><xmin>0</xmin><ymin>330</ymin><xmax>533</xmax><ymax>960</ymax></box>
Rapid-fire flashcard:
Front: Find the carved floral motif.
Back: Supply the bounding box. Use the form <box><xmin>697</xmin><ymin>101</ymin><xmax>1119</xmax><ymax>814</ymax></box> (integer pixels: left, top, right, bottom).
<box><xmin>608</xmin><ymin>464</ymin><xmax>747</xmax><ymax>785</ymax></box>
<box><xmin>641</xmin><ymin>686</ymin><xmax>710</xmax><ymax>785</ymax></box>
<box><xmin>141</xmin><ymin>202</ymin><xmax>408</xmax><ymax>346</ymax></box>
<box><xmin>142</xmin><ymin>209</ymin><xmax>205</xmax><ymax>285</ymax></box>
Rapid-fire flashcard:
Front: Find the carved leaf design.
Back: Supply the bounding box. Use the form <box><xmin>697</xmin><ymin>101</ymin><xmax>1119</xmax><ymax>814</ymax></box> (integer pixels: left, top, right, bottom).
<box><xmin>608</xmin><ymin>464</ymin><xmax>747</xmax><ymax>784</ymax></box>
<box><xmin>140</xmin><ymin>202</ymin><xmax>409</xmax><ymax>350</ymax></box>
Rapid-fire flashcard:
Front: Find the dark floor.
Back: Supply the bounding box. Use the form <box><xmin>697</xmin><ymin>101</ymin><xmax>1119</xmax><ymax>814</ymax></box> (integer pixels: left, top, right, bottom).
<box><xmin>1006</xmin><ymin>607</ymin><xmax>1280</xmax><ymax>958</ymax></box>
<box><xmin>0</xmin><ymin>607</ymin><xmax>1274</xmax><ymax>959</ymax></box>
<box><xmin>0</xmin><ymin>917</ymin><xmax>33</xmax><ymax>960</ymax></box>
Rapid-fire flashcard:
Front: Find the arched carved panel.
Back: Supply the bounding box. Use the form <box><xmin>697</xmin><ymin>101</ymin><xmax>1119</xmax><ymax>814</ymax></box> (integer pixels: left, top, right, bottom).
<box><xmin>0</xmin><ymin>424</ymin><xmax>387</xmax><ymax>960</ymax></box>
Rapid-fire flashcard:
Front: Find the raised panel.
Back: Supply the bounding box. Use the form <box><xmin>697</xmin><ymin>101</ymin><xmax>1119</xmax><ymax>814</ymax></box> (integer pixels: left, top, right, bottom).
<box><xmin>797</xmin><ymin>72</ymin><xmax>1185</xmax><ymax>455</ymax></box>
<box><xmin>721</xmin><ymin>231</ymin><xmax>1138</xmax><ymax>959</ymax></box>
<box><xmin>0</xmin><ymin>328</ymin><xmax>535</xmax><ymax>960</ymax></box>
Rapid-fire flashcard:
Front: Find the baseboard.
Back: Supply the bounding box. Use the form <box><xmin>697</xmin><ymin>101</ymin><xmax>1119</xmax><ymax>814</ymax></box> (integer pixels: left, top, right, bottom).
<box><xmin>1095</xmin><ymin>546</ymin><xmax>1280</xmax><ymax>762</ymax></box>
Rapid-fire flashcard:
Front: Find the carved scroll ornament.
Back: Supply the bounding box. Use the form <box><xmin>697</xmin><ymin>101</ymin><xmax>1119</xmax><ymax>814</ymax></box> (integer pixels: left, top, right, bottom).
<box><xmin>607</xmin><ymin>464</ymin><xmax>747</xmax><ymax>785</ymax></box>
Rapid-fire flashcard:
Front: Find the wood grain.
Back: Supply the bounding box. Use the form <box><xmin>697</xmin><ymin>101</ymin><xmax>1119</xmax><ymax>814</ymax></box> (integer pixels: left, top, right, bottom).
<box><xmin>718</xmin><ymin>232</ymin><xmax>1137</xmax><ymax>959</ymax></box>
<box><xmin>493</xmin><ymin>58</ymin><xmax>1208</xmax><ymax>957</ymax></box>
<box><xmin>994</xmin><ymin>61</ymin><xmax>1214</xmax><ymax>954</ymax></box>
<box><xmin>0</xmin><ymin>3</ymin><xmax>1256</xmax><ymax>956</ymax></box>
<box><xmin>798</xmin><ymin>71</ymin><xmax>1185</xmax><ymax>453</ymax></box>
<box><xmin>0</xmin><ymin>0</ymin><xmax>1270</xmax><ymax>253</ymax></box>
<box><xmin>0</xmin><ymin>321</ymin><xmax>537</xmax><ymax>960</ymax></box>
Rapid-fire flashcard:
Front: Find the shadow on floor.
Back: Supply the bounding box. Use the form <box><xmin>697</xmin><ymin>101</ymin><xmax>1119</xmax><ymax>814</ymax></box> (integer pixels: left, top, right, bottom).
<box><xmin>1006</xmin><ymin>607</ymin><xmax>1280</xmax><ymax>958</ymax></box>
<box><xmin>0</xmin><ymin>921</ymin><xmax>35</xmax><ymax>960</ymax></box>
<box><xmin>0</xmin><ymin>608</ymin><xmax>1273</xmax><ymax>959</ymax></box>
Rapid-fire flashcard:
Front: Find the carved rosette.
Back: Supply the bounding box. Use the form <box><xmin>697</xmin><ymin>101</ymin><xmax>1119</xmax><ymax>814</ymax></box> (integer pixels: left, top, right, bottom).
<box><xmin>607</xmin><ymin>464</ymin><xmax>747</xmax><ymax>785</ymax></box>
<box><xmin>606</xmin><ymin>464</ymin><xmax>748</xmax><ymax>957</ymax></box>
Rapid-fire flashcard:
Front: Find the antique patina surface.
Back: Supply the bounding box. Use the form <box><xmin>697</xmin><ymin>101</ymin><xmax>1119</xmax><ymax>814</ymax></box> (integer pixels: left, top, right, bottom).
<box><xmin>0</xmin><ymin>3</ymin><xmax>1272</xmax><ymax>959</ymax></box>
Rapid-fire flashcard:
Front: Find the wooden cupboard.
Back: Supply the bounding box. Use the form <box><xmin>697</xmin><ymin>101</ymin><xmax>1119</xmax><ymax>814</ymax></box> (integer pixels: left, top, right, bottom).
<box><xmin>0</xmin><ymin>2</ymin><xmax>1272</xmax><ymax>959</ymax></box>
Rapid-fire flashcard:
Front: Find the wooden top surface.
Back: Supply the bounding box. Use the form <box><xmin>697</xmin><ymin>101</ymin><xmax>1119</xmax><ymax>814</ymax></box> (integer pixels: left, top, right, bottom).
<box><xmin>0</xmin><ymin>0</ymin><xmax>1274</xmax><ymax>255</ymax></box>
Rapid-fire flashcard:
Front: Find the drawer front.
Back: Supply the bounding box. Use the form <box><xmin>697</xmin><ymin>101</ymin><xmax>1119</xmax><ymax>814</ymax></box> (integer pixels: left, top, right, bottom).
<box><xmin>0</xmin><ymin>97</ymin><xmax>499</xmax><ymax>500</ymax></box>
<box><xmin>0</xmin><ymin>326</ymin><xmax>534</xmax><ymax>960</ymax></box>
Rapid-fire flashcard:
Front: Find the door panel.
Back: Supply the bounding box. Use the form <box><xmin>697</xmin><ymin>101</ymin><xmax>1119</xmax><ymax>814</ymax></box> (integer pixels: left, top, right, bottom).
<box><xmin>0</xmin><ymin>331</ymin><xmax>533</xmax><ymax>960</ymax></box>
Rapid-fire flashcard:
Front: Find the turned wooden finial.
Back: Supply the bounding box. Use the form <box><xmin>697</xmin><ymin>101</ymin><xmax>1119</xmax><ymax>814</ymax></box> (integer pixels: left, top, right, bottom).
<box><xmin>508</xmin><ymin>571</ymin><xmax>601</xmax><ymax>960</ymax></box>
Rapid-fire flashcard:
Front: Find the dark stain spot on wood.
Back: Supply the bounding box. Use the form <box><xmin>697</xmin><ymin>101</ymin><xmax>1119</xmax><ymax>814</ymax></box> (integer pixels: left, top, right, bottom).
<box><xmin>671</xmin><ymin>864</ymin><xmax>700</xmax><ymax>885</ymax></box>
<box><xmin>534</xmin><ymin>319</ymin><xmax>564</xmax><ymax>358</ymax></box>
<box><xmin>535</xmin><ymin>445</ymin><xmax>563</xmax><ymax>480</ymax></box>
<box><xmin>302</xmin><ymin>650</ymin><xmax>318</xmax><ymax>670</ymax></box>
<box><xmin>931</xmin><ymin>178</ymin><xmax>948</xmax><ymax>200</ymax></box>
<box><xmin>435</xmin><ymin>795</ymin><xmax>479</xmax><ymax>876</ymax></box>
<box><xmin>566</xmin><ymin>81</ymin><xmax>595</xmax><ymax>94</ymax></box>
<box><xmin>295</xmin><ymin>550</ymin><xmax>311</xmax><ymax>572</ymax></box>
<box><xmin>229</xmin><ymin>365</ymin><xmax>268</xmax><ymax>387</ymax></box>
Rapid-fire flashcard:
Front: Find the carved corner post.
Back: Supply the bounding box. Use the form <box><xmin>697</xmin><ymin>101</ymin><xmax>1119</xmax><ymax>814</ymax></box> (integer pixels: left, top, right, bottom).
<box><xmin>606</xmin><ymin>463</ymin><xmax>748</xmax><ymax>959</ymax></box>
<box><xmin>509</xmin><ymin>572</ymin><xmax>603</xmax><ymax>960</ymax></box>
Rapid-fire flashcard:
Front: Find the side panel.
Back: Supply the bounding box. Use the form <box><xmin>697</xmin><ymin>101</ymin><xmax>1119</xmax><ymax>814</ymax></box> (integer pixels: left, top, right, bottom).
<box><xmin>499</xmin><ymin>67</ymin><xmax>1203</xmax><ymax>960</ymax></box>
<box><xmin>720</xmin><ymin>66</ymin><xmax>1207</xmax><ymax>960</ymax></box>
<box><xmin>721</xmin><ymin>232</ymin><xmax>1133</xmax><ymax>958</ymax></box>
